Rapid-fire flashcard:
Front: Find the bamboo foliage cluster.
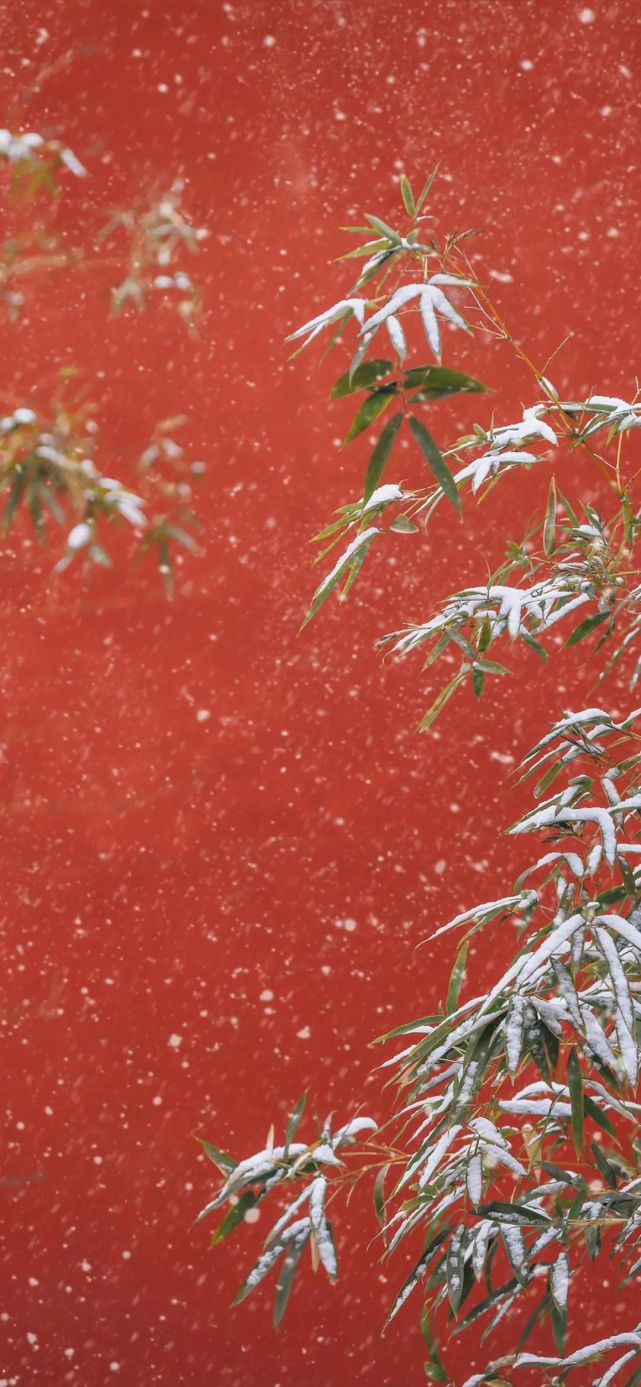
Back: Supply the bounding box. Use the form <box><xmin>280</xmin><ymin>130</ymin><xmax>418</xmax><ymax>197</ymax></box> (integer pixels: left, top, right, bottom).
<box><xmin>0</xmin><ymin>121</ymin><xmax>207</xmax><ymax>593</ymax></box>
<box><xmin>202</xmin><ymin>174</ymin><xmax>641</xmax><ymax>1384</ymax></box>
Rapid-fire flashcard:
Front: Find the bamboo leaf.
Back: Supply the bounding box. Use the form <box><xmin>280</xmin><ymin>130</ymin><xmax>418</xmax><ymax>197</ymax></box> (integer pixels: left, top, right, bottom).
<box><xmin>567</xmin><ymin>1048</ymin><xmax>584</xmax><ymax>1155</ymax></box>
<box><xmin>284</xmin><ymin>1093</ymin><xmax>307</xmax><ymax>1153</ymax></box>
<box><xmin>404</xmin><ymin>365</ymin><xmax>491</xmax><ymax>399</ymax></box>
<box><xmin>373</xmin><ymin>1163</ymin><xmax>389</xmax><ymax>1242</ymax></box>
<box><xmin>446</xmin><ymin>1224</ymin><xmax>467</xmax><ymax>1312</ymax></box>
<box><xmin>416</xmin><ymin>164</ymin><xmax>440</xmax><ymax>213</ymax></box>
<box><xmin>477</xmin><ymin>1202</ymin><xmax>549</xmax><ymax>1226</ymax></box>
<box><xmin>418</xmin><ymin>675</ymin><xmax>465</xmax><ymax>732</ymax></box>
<box><xmin>390</xmin><ymin>513</ymin><xmax>419</xmax><ymax>533</ymax></box>
<box><xmin>558</xmin><ymin>489</ymin><xmax>579</xmax><ymax>528</ymax></box>
<box><xmin>198</xmin><ymin>1139</ymin><xmax>237</xmax><ymax>1174</ymax></box>
<box><xmin>521</xmin><ymin>632</ymin><xmax>548</xmax><ymax>660</ymax></box>
<box><xmin>421</xmin><ymin>1307</ymin><xmax>448</xmax><ymax>1381</ymax></box>
<box><xmin>543</xmin><ymin>475</ymin><xmax>557</xmax><ymax>555</ymax></box>
<box><xmin>591</xmin><ymin>1140</ymin><xmax>618</xmax><ymax>1189</ymax></box>
<box><xmin>302</xmin><ymin>527</ymin><xmax>381</xmax><ymax>626</ymax></box>
<box><xmin>273</xmin><ymin>1232</ymin><xmax>309</xmax><ymax>1328</ymax></box>
<box><xmin>330</xmin><ymin>359</ymin><xmax>393</xmax><ymax>399</ymax></box>
<box><xmin>400</xmin><ymin>174</ymin><xmax>416</xmax><ymax>218</ymax></box>
<box><xmin>363</xmin><ymin>412</ymin><xmax>404</xmax><ymax>503</ymax></box>
<box><xmin>583</xmin><ymin>1095</ymin><xmax>617</xmax><ymax>1139</ymax></box>
<box><xmin>210</xmin><ymin>1191</ymin><xmax>258</xmax><ymax>1246</ymax></box>
<box><xmin>344</xmin><ymin>387</ymin><xmax>397</xmax><ymax>444</ymax></box>
<box><xmin>565</xmin><ymin>610</ymin><xmax>611</xmax><ymax>648</ymax></box>
<box><xmin>472</xmin><ymin>667</ymin><xmax>484</xmax><ymax>699</ymax></box>
<box><xmin>550</xmin><ymin>1298</ymin><xmax>568</xmax><ymax>1356</ymax></box>
<box><xmin>446</xmin><ymin>940</ymin><xmax>469</xmax><ymax>1014</ymax></box>
<box><xmin>409</xmin><ymin>416</ymin><xmax>461</xmax><ymax>511</ymax></box>
<box><xmin>364</xmin><ymin>213</ymin><xmax>402</xmax><ymax>244</ymax></box>
<box><xmin>385</xmin><ymin>1230</ymin><xmax>448</xmax><ymax>1325</ymax></box>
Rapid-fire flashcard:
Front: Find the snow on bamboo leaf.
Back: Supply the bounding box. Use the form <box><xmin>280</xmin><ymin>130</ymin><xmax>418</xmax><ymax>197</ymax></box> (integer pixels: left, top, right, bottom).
<box><xmin>358</xmin><ymin>280</ymin><xmax>471</xmax><ymax>362</ymax></box>
<box><xmin>286</xmin><ymin>297</ymin><xmax>366</xmax><ymax>348</ymax></box>
<box><xmin>302</xmin><ymin>527</ymin><xmax>381</xmax><ymax>626</ymax></box>
<box><xmin>309</xmin><ymin>1177</ymin><xmax>338</xmax><ymax>1279</ymax></box>
<box><xmin>202</xmin><ymin>1108</ymin><xmax>376</xmax><ymax>1322</ymax></box>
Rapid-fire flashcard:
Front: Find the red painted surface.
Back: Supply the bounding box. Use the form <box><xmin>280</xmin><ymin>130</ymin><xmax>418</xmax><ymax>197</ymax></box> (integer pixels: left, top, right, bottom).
<box><xmin>2</xmin><ymin>2</ymin><xmax>641</xmax><ymax>1383</ymax></box>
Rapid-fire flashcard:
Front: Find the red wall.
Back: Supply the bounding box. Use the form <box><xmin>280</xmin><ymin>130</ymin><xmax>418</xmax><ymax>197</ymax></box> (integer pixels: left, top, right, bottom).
<box><xmin>2</xmin><ymin>2</ymin><xmax>641</xmax><ymax>1383</ymax></box>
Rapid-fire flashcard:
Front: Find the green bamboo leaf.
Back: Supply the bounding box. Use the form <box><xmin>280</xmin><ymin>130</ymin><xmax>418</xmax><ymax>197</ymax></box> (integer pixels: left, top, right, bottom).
<box><xmin>474</xmin><ymin>659</ymin><xmax>509</xmax><ymax>676</ymax></box>
<box><xmin>521</xmin><ymin>632</ymin><xmax>548</xmax><ymax>660</ymax></box>
<box><xmin>273</xmin><ymin>1232</ymin><xmax>309</xmax><ymax>1328</ymax></box>
<box><xmin>390</xmin><ymin>513</ymin><xmax>419</xmax><ymax>533</ymax></box>
<box><xmin>591</xmin><ymin>1140</ymin><xmax>618</xmax><ymax>1189</ymax></box>
<box><xmin>399</xmin><ymin>174</ymin><xmax>416</xmax><ymax>218</ymax></box>
<box><xmin>284</xmin><ymin>1093</ymin><xmax>307</xmax><ymax>1153</ymax></box>
<box><xmin>313</xmin><ymin>511</ymin><xmax>353</xmax><ymax>543</ymax></box>
<box><xmin>418</xmin><ymin>674</ymin><xmax>465</xmax><ymax>732</ymax></box>
<box><xmin>567</xmin><ymin>1048</ymin><xmax>584</xmax><ymax>1155</ymax></box>
<box><xmin>416</xmin><ymin>164</ymin><xmax>440</xmax><ymax>213</ymax></box>
<box><xmin>478</xmin><ymin>616</ymin><xmax>492</xmax><ymax>653</ymax></box>
<box><xmin>584</xmin><ymin>1221</ymin><xmax>601</xmax><ymax>1261</ymax></box>
<box><xmin>363</xmin><ymin>412</ymin><xmax>403</xmax><ymax>502</ymax></box>
<box><xmin>622</xmin><ymin>494</ymin><xmax>635</xmax><ymax>545</ymax></box>
<box><xmin>550</xmin><ymin>1299</ymin><xmax>568</xmax><ymax>1355</ymax></box>
<box><xmin>533</xmin><ymin>759</ymin><xmax>564</xmax><ymax>797</ymax></box>
<box><xmin>373</xmin><ymin>1163</ymin><xmax>389</xmax><ymax>1240</ymax></box>
<box><xmin>330</xmin><ymin>359</ymin><xmax>393</xmax><ymax>399</ymax></box>
<box><xmin>404</xmin><ymin>365</ymin><xmax>491</xmax><ymax>399</ymax></box>
<box><xmin>472</xmin><ymin>667</ymin><xmax>484</xmax><ymax>699</ymax></box>
<box><xmin>446</xmin><ymin>940</ymin><xmax>469</xmax><ymax>1014</ymax></box>
<box><xmin>422</xmin><ymin>632</ymin><xmax>451</xmax><ymax>669</ymax></box>
<box><xmin>596</xmin><ymin>885</ymin><xmax>627</xmax><ymax>909</ymax></box>
<box><xmin>565</xmin><ymin>610</ymin><xmax>611</xmax><ymax>647</ymax></box>
<box><xmin>617</xmin><ymin>852</ymin><xmax>638</xmax><ymax>898</ymax></box>
<box><xmin>409</xmin><ymin>416</ymin><xmax>461</xmax><ymax>512</ymax></box>
<box><xmin>210</xmin><ymin>1191</ymin><xmax>258</xmax><ymax>1246</ymax></box>
<box><xmin>344</xmin><ymin>387</ymin><xmax>397</xmax><ymax>444</ymax></box>
<box><xmin>335</xmin><ymin>238</ymin><xmax>389</xmax><ymax>262</ymax></box>
<box><xmin>198</xmin><ymin>1139</ymin><xmax>237</xmax><ymax>1174</ymax></box>
<box><xmin>363</xmin><ymin>213</ymin><xmax>401</xmax><ymax>244</ymax></box>
<box><xmin>543</xmin><ymin>474</ymin><xmax>557</xmax><ymax>555</ymax></box>
<box><xmin>523</xmin><ymin>1007</ymin><xmax>551</xmax><ymax>1083</ymax></box>
<box><xmin>451</xmin><ymin>1277</ymin><xmax>519</xmax><ymax>1335</ymax></box>
<box><xmin>2</xmin><ymin>466</ymin><xmax>28</xmax><ymax>531</ymax></box>
<box><xmin>558</xmin><ymin>489</ymin><xmax>579</xmax><ymax>528</ymax></box>
<box><xmin>420</xmin><ymin>1307</ymin><xmax>448</xmax><ymax>1381</ymax></box>
<box><xmin>583</xmin><ymin>1095</ymin><xmax>617</xmax><ymax>1138</ymax></box>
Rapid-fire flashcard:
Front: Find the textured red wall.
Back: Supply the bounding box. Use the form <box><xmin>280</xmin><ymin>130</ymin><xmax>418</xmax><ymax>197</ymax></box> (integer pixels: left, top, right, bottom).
<box><xmin>2</xmin><ymin>2</ymin><xmax>641</xmax><ymax>1383</ymax></box>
